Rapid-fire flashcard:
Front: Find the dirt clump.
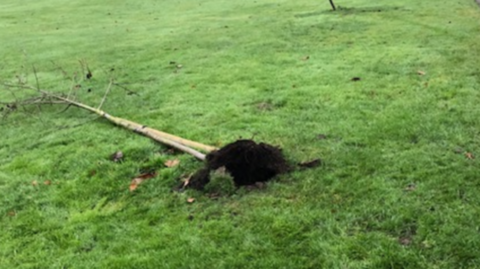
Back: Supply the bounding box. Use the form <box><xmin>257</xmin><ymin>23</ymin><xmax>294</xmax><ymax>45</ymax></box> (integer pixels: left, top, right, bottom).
<box><xmin>188</xmin><ymin>139</ymin><xmax>290</xmax><ymax>190</ymax></box>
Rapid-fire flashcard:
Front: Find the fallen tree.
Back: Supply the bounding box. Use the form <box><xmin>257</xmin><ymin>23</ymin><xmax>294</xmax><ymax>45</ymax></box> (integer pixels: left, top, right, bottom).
<box><xmin>1</xmin><ymin>65</ymin><xmax>290</xmax><ymax>189</ymax></box>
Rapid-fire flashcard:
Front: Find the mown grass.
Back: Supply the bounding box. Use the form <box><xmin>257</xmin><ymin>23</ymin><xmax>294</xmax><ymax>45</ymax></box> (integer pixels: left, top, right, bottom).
<box><xmin>1</xmin><ymin>0</ymin><xmax>480</xmax><ymax>268</ymax></box>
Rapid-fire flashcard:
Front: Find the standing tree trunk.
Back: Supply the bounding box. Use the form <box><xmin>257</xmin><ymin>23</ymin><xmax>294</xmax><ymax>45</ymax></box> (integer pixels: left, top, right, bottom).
<box><xmin>329</xmin><ymin>0</ymin><xmax>336</xmax><ymax>10</ymax></box>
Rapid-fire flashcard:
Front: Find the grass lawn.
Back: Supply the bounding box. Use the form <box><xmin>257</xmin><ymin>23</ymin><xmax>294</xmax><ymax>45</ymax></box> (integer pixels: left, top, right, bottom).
<box><xmin>1</xmin><ymin>0</ymin><xmax>480</xmax><ymax>268</ymax></box>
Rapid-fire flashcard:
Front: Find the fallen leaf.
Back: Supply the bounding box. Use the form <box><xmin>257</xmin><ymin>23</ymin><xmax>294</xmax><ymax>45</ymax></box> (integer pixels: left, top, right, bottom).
<box><xmin>165</xmin><ymin>159</ymin><xmax>180</xmax><ymax>167</ymax></box>
<box><xmin>137</xmin><ymin>172</ymin><xmax>157</xmax><ymax>180</ymax></box>
<box><xmin>298</xmin><ymin>159</ymin><xmax>322</xmax><ymax>169</ymax></box>
<box><xmin>44</xmin><ymin>180</ymin><xmax>52</xmax><ymax>185</ymax></box>
<box><xmin>31</xmin><ymin>180</ymin><xmax>38</xmax><ymax>186</ymax></box>
<box><xmin>399</xmin><ymin>237</ymin><xmax>412</xmax><ymax>246</ymax></box>
<box><xmin>316</xmin><ymin>134</ymin><xmax>328</xmax><ymax>140</ymax></box>
<box><xmin>417</xmin><ymin>70</ymin><xmax>426</xmax><ymax>76</ymax></box>
<box><xmin>7</xmin><ymin>211</ymin><xmax>16</xmax><ymax>217</ymax></box>
<box><xmin>110</xmin><ymin>151</ymin><xmax>124</xmax><ymax>162</ymax></box>
<box><xmin>465</xmin><ymin>152</ymin><xmax>475</xmax><ymax>160</ymax></box>
<box><xmin>129</xmin><ymin>172</ymin><xmax>157</xmax><ymax>191</ymax></box>
<box><xmin>302</xmin><ymin>56</ymin><xmax>310</xmax><ymax>61</ymax></box>
<box><xmin>404</xmin><ymin>183</ymin><xmax>416</xmax><ymax>192</ymax></box>
<box><xmin>187</xmin><ymin>197</ymin><xmax>195</xmax><ymax>203</ymax></box>
<box><xmin>129</xmin><ymin>179</ymin><xmax>141</xmax><ymax>191</ymax></box>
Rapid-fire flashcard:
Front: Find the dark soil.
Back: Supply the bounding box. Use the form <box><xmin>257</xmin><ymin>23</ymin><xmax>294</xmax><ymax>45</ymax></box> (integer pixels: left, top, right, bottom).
<box><xmin>188</xmin><ymin>140</ymin><xmax>290</xmax><ymax>190</ymax></box>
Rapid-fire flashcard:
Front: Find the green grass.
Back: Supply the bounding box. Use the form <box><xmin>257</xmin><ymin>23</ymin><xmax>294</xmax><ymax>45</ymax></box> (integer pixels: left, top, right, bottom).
<box><xmin>2</xmin><ymin>0</ymin><xmax>480</xmax><ymax>268</ymax></box>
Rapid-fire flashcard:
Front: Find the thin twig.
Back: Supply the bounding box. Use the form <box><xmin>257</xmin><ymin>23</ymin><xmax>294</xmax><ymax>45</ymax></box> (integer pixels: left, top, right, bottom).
<box><xmin>32</xmin><ymin>65</ymin><xmax>40</xmax><ymax>92</ymax></box>
<box><xmin>32</xmin><ymin>65</ymin><xmax>43</xmax><ymax>113</ymax></box>
<box><xmin>113</xmin><ymin>82</ymin><xmax>138</xmax><ymax>95</ymax></box>
<box><xmin>66</xmin><ymin>74</ymin><xmax>77</xmax><ymax>100</ymax></box>
<box><xmin>98</xmin><ymin>78</ymin><xmax>113</xmax><ymax>109</ymax></box>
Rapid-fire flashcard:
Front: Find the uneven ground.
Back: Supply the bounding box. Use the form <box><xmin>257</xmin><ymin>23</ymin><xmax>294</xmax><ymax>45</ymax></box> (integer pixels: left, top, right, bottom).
<box><xmin>1</xmin><ymin>0</ymin><xmax>480</xmax><ymax>268</ymax></box>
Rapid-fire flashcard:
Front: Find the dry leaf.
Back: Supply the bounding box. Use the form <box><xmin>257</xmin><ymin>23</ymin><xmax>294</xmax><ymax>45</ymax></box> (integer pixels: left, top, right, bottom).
<box><xmin>7</xmin><ymin>211</ymin><xmax>16</xmax><ymax>217</ymax></box>
<box><xmin>187</xmin><ymin>197</ymin><xmax>195</xmax><ymax>203</ymax></box>
<box><xmin>129</xmin><ymin>179</ymin><xmax>141</xmax><ymax>192</ymax></box>
<box><xmin>129</xmin><ymin>172</ymin><xmax>157</xmax><ymax>191</ymax></box>
<box><xmin>110</xmin><ymin>151</ymin><xmax>124</xmax><ymax>162</ymax></box>
<box><xmin>316</xmin><ymin>134</ymin><xmax>328</xmax><ymax>140</ymax></box>
<box><xmin>465</xmin><ymin>152</ymin><xmax>475</xmax><ymax>160</ymax></box>
<box><xmin>404</xmin><ymin>183</ymin><xmax>416</xmax><ymax>192</ymax></box>
<box><xmin>399</xmin><ymin>237</ymin><xmax>412</xmax><ymax>246</ymax></box>
<box><xmin>298</xmin><ymin>159</ymin><xmax>322</xmax><ymax>169</ymax></box>
<box><xmin>417</xmin><ymin>70</ymin><xmax>426</xmax><ymax>76</ymax></box>
<box><xmin>44</xmin><ymin>180</ymin><xmax>52</xmax><ymax>185</ymax></box>
<box><xmin>31</xmin><ymin>180</ymin><xmax>38</xmax><ymax>186</ymax></box>
<box><xmin>302</xmin><ymin>56</ymin><xmax>310</xmax><ymax>61</ymax></box>
<box><xmin>165</xmin><ymin>159</ymin><xmax>180</xmax><ymax>167</ymax></box>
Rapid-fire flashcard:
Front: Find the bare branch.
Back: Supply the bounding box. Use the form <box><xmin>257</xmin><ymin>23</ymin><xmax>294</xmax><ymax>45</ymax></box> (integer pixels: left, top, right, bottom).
<box><xmin>2</xmin><ymin>66</ymin><xmax>217</xmax><ymax>161</ymax></box>
<box><xmin>98</xmin><ymin>78</ymin><xmax>113</xmax><ymax>110</ymax></box>
<box><xmin>32</xmin><ymin>65</ymin><xmax>40</xmax><ymax>91</ymax></box>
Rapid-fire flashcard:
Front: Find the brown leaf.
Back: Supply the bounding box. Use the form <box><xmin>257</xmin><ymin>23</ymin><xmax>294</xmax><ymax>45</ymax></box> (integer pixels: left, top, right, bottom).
<box><xmin>187</xmin><ymin>197</ymin><xmax>195</xmax><ymax>203</ymax></box>
<box><xmin>129</xmin><ymin>172</ymin><xmax>157</xmax><ymax>191</ymax></box>
<box><xmin>465</xmin><ymin>152</ymin><xmax>475</xmax><ymax>160</ymax></box>
<box><xmin>110</xmin><ymin>151</ymin><xmax>124</xmax><ymax>162</ymax></box>
<box><xmin>298</xmin><ymin>159</ymin><xmax>322</xmax><ymax>169</ymax></box>
<box><xmin>417</xmin><ymin>70</ymin><xmax>426</xmax><ymax>76</ymax></box>
<box><xmin>316</xmin><ymin>134</ymin><xmax>328</xmax><ymax>140</ymax></box>
<box><xmin>129</xmin><ymin>182</ymin><xmax>138</xmax><ymax>191</ymax></box>
<box><xmin>404</xmin><ymin>183</ymin><xmax>416</xmax><ymax>192</ymax></box>
<box><xmin>399</xmin><ymin>237</ymin><xmax>412</xmax><ymax>246</ymax></box>
<box><xmin>136</xmin><ymin>172</ymin><xmax>157</xmax><ymax>180</ymax></box>
<box><xmin>165</xmin><ymin>159</ymin><xmax>180</xmax><ymax>167</ymax></box>
<box><xmin>129</xmin><ymin>178</ymin><xmax>141</xmax><ymax>191</ymax></box>
<box><xmin>31</xmin><ymin>180</ymin><xmax>38</xmax><ymax>186</ymax></box>
<box><xmin>7</xmin><ymin>210</ymin><xmax>16</xmax><ymax>217</ymax></box>
<box><xmin>44</xmin><ymin>180</ymin><xmax>52</xmax><ymax>185</ymax></box>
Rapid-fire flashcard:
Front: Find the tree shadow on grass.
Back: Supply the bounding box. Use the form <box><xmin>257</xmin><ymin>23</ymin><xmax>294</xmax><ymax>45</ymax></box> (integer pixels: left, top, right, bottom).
<box><xmin>295</xmin><ymin>6</ymin><xmax>407</xmax><ymax>18</ymax></box>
